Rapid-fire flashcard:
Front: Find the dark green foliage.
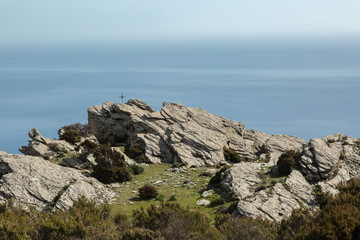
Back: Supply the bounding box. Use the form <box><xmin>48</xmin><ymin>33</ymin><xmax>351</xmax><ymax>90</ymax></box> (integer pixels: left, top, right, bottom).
<box><xmin>215</xmin><ymin>213</ymin><xmax>277</xmax><ymax>240</ymax></box>
<box><xmin>156</xmin><ymin>194</ymin><xmax>165</xmax><ymax>201</ymax></box>
<box><xmin>132</xmin><ymin>202</ymin><xmax>221</xmax><ymax>240</ymax></box>
<box><xmin>59</xmin><ymin>129</ymin><xmax>81</xmax><ymax>145</ymax></box>
<box><xmin>0</xmin><ymin>203</ymin><xmax>7</xmax><ymax>214</ymax></box>
<box><xmin>92</xmin><ymin>143</ymin><xmax>131</xmax><ymax>184</ymax></box>
<box><xmin>277</xmin><ymin>209</ymin><xmax>313</xmax><ymax>240</ymax></box>
<box><xmin>139</xmin><ymin>184</ymin><xmax>158</xmax><ymax>200</ymax></box>
<box><xmin>122</xmin><ymin>228</ymin><xmax>163</xmax><ymax>240</ymax></box>
<box><xmin>313</xmin><ymin>185</ymin><xmax>331</xmax><ymax>209</ymax></box>
<box><xmin>208</xmin><ymin>165</ymin><xmax>231</xmax><ymax>188</ymax></box>
<box><xmin>125</xmin><ymin>143</ymin><xmax>145</xmax><ymax>160</ymax></box>
<box><xmin>0</xmin><ymin>197</ymin><xmax>125</xmax><ymax>239</ymax></box>
<box><xmin>81</xmin><ymin>139</ymin><xmax>98</xmax><ymax>152</ymax></box>
<box><xmin>277</xmin><ymin>150</ymin><xmax>299</xmax><ymax>176</ymax></box>
<box><xmin>79</xmin><ymin>139</ymin><xmax>98</xmax><ymax>161</ymax></box>
<box><xmin>223</xmin><ymin>147</ymin><xmax>244</xmax><ymax>163</ymax></box>
<box><xmin>168</xmin><ymin>195</ymin><xmax>177</xmax><ymax>201</ymax></box>
<box><xmin>129</xmin><ymin>164</ymin><xmax>144</xmax><ymax>175</ymax></box>
<box><xmin>47</xmin><ymin>142</ymin><xmax>61</xmax><ymax>152</ymax></box>
<box><xmin>227</xmin><ymin>201</ymin><xmax>239</xmax><ymax>214</ymax></box>
<box><xmin>296</xmin><ymin>178</ymin><xmax>360</xmax><ymax>240</ymax></box>
<box><xmin>209</xmin><ymin>197</ymin><xmax>225</xmax><ymax>207</ymax></box>
<box><xmin>59</xmin><ymin>122</ymin><xmax>96</xmax><ymax>138</ymax></box>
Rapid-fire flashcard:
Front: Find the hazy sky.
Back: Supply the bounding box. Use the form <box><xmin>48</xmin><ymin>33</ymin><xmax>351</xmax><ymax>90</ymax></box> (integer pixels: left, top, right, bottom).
<box><xmin>1</xmin><ymin>0</ymin><xmax>360</xmax><ymax>46</ymax></box>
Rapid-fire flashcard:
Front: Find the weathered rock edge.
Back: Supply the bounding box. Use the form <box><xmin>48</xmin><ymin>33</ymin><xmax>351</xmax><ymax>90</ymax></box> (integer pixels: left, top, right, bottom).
<box><xmin>0</xmin><ymin>151</ymin><xmax>115</xmax><ymax>211</ymax></box>
<box><xmin>88</xmin><ymin>99</ymin><xmax>307</xmax><ymax>167</ymax></box>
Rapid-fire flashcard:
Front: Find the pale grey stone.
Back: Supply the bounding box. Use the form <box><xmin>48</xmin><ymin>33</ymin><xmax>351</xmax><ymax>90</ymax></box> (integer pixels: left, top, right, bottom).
<box><xmin>0</xmin><ymin>152</ymin><xmax>115</xmax><ymax>211</ymax></box>
<box><xmin>196</xmin><ymin>199</ymin><xmax>211</xmax><ymax>206</ymax></box>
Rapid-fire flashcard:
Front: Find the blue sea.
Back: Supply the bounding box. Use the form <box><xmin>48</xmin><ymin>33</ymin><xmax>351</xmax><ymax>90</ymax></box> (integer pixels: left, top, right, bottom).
<box><xmin>1</xmin><ymin>38</ymin><xmax>360</xmax><ymax>154</ymax></box>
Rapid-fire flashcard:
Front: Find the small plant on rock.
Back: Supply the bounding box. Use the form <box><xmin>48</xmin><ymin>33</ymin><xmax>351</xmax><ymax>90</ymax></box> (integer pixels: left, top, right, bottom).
<box><xmin>223</xmin><ymin>147</ymin><xmax>244</xmax><ymax>163</ymax></box>
<box><xmin>277</xmin><ymin>150</ymin><xmax>300</xmax><ymax>176</ymax></box>
<box><xmin>59</xmin><ymin>129</ymin><xmax>81</xmax><ymax>145</ymax></box>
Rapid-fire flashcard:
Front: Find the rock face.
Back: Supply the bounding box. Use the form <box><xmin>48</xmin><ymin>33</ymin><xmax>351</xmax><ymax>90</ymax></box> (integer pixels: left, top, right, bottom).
<box><xmin>0</xmin><ymin>151</ymin><xmax>115</xmax><ymax>211</ymax></box>
<box><xmin>88</xmin><ymin>100</ymin><xmax>278</xmax><ymax>166</ymax></box>
<box><xmin>220</xmin><ymin>134</ymin><xmax>360</xmax><ymax>222</ymax></box>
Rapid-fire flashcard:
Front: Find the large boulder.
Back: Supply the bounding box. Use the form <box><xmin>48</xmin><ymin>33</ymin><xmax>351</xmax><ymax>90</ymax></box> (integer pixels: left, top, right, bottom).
<box><xmin>0</xmin><ymin>151</ymin><xmax>115</xmax><ymax>211</ymax></box>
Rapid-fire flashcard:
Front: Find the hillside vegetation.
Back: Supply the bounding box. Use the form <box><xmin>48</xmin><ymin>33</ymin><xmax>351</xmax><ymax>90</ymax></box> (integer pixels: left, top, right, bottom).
<box><xmin>0</xmin><ymin>178</ymin><xmax>359</xmax><ymax>239</ymax></box>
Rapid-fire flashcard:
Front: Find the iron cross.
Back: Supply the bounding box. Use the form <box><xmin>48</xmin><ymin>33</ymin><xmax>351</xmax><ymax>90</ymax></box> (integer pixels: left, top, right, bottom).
<box><xmin>119</xmin><ymin>93</ymin><xmax>126</xmax><ymax>103</ymax></box>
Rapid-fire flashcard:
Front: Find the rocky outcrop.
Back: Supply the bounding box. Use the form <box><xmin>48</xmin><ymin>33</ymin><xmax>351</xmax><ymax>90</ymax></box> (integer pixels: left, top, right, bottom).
<box><xmin>19</xmin><ymin>128</ymin><xmax>75</xmax><ymax>158</ymax></box>
<box><xmin>10</xmin><ymin>100</ymin><xmax>360</xmax><ymax>222</ymax></box>
<box><xmin>220</xmin><ymin>133</ymin><xmax>360</xmax><ymax>222</ymax></box>
<box><xmin>0</xmin><ymin>151</ymin><xmax>115</xmax><ymax>211</ymax></box>
<box><xmin>88</xmin><ymin>100</ymin><xmax>304</xmax><ymax>166</ymax></box>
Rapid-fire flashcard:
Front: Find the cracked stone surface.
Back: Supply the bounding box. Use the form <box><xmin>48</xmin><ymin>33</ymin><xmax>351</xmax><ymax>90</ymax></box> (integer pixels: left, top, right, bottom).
<box><xmin>0</xmin><ymin>151</ymin><xmax>115</xmax><ymax>210</ymax></box>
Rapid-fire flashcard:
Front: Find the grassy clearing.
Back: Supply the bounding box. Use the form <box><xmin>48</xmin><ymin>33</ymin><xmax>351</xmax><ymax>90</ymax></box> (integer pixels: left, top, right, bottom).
<box><xmin>110</xmin><ymin>163</ymin><xmax>224</xmax><ymax>220</ymax></box>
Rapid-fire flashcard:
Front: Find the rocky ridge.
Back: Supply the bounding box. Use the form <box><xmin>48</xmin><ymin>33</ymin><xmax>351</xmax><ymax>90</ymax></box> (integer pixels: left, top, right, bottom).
<box><xmin>2</xmin><ymin>99</ymin><xmax>360</xmax><ymax>222</ymax></box>
<box><xmin>87</xmin><ymin>100</ymin><xmax>360</xmax><ymax>221</ymax></box>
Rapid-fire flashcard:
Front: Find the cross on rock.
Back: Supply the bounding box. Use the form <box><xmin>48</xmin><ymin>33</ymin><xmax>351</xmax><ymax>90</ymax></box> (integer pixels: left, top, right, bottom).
<box><xmin>119</xmin><ymin>93</ymin><xmax>126</xmax><ymax>103</ymax></box>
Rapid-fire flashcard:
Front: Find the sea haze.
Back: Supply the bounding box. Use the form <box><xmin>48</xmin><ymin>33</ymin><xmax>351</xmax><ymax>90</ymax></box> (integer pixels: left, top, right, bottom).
<box><xmin>1</xmin><ymin>38</ymin><xmax>359</xmax><ymax>154</ymax></box>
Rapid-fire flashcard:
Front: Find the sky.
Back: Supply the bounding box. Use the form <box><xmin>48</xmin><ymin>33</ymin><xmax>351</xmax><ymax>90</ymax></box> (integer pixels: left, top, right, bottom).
<box><xmin>1</xmin><ymin>0</ymin><xmax>360</xmax><ymax>46</ymax></box>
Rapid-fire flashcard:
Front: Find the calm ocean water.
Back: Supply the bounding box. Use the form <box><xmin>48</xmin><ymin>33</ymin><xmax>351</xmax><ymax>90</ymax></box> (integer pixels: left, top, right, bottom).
<box><xmin>1</xmin><ymin>39</ymin><xmax>360</xmax><ymax>154</ymax></box>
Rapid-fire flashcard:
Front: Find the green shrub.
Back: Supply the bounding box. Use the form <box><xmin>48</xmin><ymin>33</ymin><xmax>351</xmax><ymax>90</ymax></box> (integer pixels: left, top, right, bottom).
<box><xmin>132</xmin><ymin>202</ymin><xmax>219</xmax><ymax>240</ymax></box>
<box><xmin>277</xmin><ymin>150</ymin><xmax>299</xmax><ymax>176</ymax></box>
<box><xmin>209</xmin><ymin>197</ymin><xmax>225</xmax><ymax>207</ymax></box>
<box><xmin>59</xmin><ymin>122</ymin><xmax>96</xmax><ymax>138</ymax></box>
<box><xmin>0</xmin><ymin>203</ymin><xmax>7</xmax><ymax>214</ymax></box>
<box><xmin>92</xmin><ymin>143</ymin><xmax>131</xmax><ymax>184</ymax></box>
<box><xmin>277</xmin><ymin>209</ymin><xmax>313</xmax><ymax>240</ymax></box>
<box><xmin>122</xmin><ymin>228</ymin><xmax>162</xmax><ymax>240</ymax></box>
<box><xmin>47</xmin><ymin>142</ymin><xmax>61</xmax><ymax>152</ymax></box>
<box><xmin>168</xmin><ymin>195</ymin><xmax>177</xmax><ymax>201</ymax></box>
<box><xmin>125</xmin><ymin>143</ymin><xmax>144</xmax><ymax>159</ymax></box>
<box><xmin>129</xmin><ymin>164</ymin><xmax>144</xmax><ymax>175</ymax></box>
<box><xmin>0</xmin><ymin>196</ymin><xmax>123</xmax><ymax>240</ymax></box>
<box><xmin>296</xmin><ymin>178</ymin><xmax>360</xmax><ymax>240</ymax></box>
<box><xmin>223</xmin><ymin>147</ymin><xmax>244</xmax><ymax>163</ymax></box>
<box><xmin>139</xmin><ymin>184</ymin><xmax>158</xmax><ymax>200</ymax></box>
<box><xmin>59</xmin><ymin>129</ymin><xmax>81</xmax><ymax>145</ymax></box>
<box><xmin>215</xmin><ymin>214</ymin><xmax>277</xmax><ymax>240</ymax></box>
<box><xmin>156</xmin><ymin>194</ymin><xmax>165</xmax><ymax>201</ymax></box>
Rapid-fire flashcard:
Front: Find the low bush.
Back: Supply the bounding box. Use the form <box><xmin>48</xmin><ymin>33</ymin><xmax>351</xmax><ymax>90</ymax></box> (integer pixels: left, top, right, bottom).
<box><xmin>139</xmin><ymin>184</ymin><xmax>158</xmax><ymax>200</ymax></box>
<box><xmin>125</xmin><ymin>143</ymin><xmax>144</xmax><ymax>159</ymax></box>
<box><xmin>209</xmin><ymin>197</ymin><xmax>225</xmax><ymax>207</ymax></box>
<box><xmin>59</xmin><ymin>129</ymin><xmax>81</xmax><ymax>145</ymax></box>
<box><xmin>58</xmin><ymin>122</ymin><xmax>96</xmax><ymax>138</ymax></box>
<box><xmin>277</xmin><ymin>150</ymin><xmax>300</xmax><ymax>176</ymax></box>
<box><xmin>92</xmin><ymin>143</ymin><xmax>131</xmax><ymax>184</ymax></box>
<box><xmin>129</xmin><ymin>164</ymin><xmax>144</xmax><ymax>175</ymax></box>
<box><xmin>296</xmin><ymin>178</ymin><xmax>360</xmax><ymax>240</ymax></box>
<box><xmin>132</xmin><ymin>202</ymin><xmax>220</xmax><ymax>240</ymax></box>
<box><xmin>0</xmin><ymin>197</ymin><xmax>124</xmax><ymax>239</ymax></box>
<box><xmin>223</xmin><ymin>147</ymin><xmax>244</xmax><ymax>163</ymax></box>
<box><xmin>215</xmin><ymin>213</ymin><xmax>277</xmax><ymax>240</ymax></box>
<box><xmin>168</xmin><ymin>195</ymin><xmax>177</xmax><ymax>201</ymax></box>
